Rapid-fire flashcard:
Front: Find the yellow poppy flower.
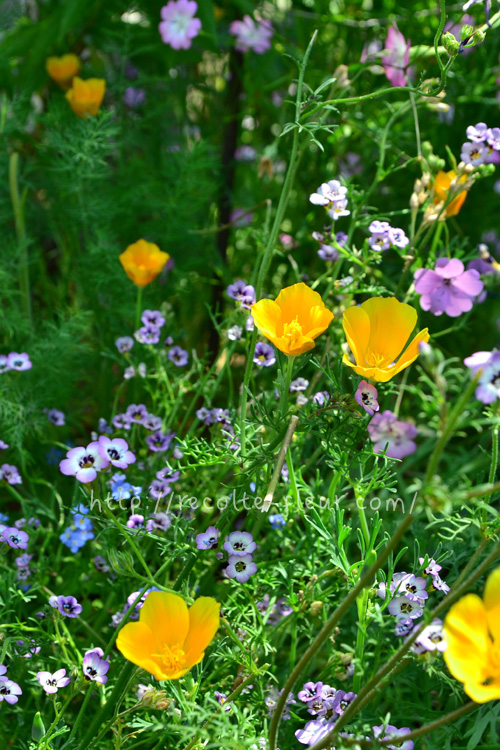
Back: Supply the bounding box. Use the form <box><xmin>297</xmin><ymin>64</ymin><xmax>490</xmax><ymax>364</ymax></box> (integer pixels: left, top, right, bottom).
<box><xmin>119</xmin><ymin>239</ymin><xmax>170</xmax><ymax>287</ymax></box>
<box><xmin>443</xmin><ymin>567</ymin><xmax>500</xmax><ymax>702</ymax></box>
<box><xmin>342</xmin><ymin>297</ymin><xmax>429</xmax><ymax>383</ymax></box>
<box><xmin>250</xmin><ymin>282</ymin><xmax>334</xmax><ymax>357</ymax></box>
<box><xmin>46</xmin><ymin>54</ymin><xmax>81</xmax><ymax>89</ymax></box>
<box><xmin>65</xmin><ymin>77</ymin><xmax>106</xmax><ymax>118</ymax></box>
<box><xmin>433</xmin><ymin>170</ymin><xmax>467</xmax><ymax>218</ymax></box>
<box><xmin>116</xmin><ymin>592</ymin><xmax>220</xmax><ymax>681</ymax></box>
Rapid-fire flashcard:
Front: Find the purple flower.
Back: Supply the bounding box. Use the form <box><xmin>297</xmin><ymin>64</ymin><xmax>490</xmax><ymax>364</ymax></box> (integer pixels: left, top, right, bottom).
<box><xmin>332</xmin><ymin>690</ymin><xmax>357</xmax><ymax>715</ymax></box>
<box><xmin>15</xmin><ymin>553</ymin><xmax>32</xmax><ymax>568</ymax></box>
<box><xmin>254</xmin><ymin>342</ymin><xmax>276</xmax><ymax>367</ymax></box>
<box><xmin>298</xmin><ymin>682</ymin><xmax>321</xmax><ymax>703</ymax></box>
<box><xmin>464</xmin><ymin>349</ymin><xmax>500</xmax><ymax>404</ymax></box>
<box><xmin>49</xmin><ymin>595</ymin><xmax>82</xmax><ymax>618</ymax></box>
<box><xmin>317</xmin><ymin>244</ymin><xmax>340</xmax><ymax>262</ymax></box>
<box><xmin>196</xmin><ymin>526</ymin><xmax>219</xmax><ymax>550</ymax></box>
<box><xmin>398</xmin><ymin>573</ymin><xmax>428</xmax><ymax>601</ymax></box>
<box><xmin>373</xmin><ymin>725</ymin><xmax>414</xmax><ymax>750</ymax></box>
<box><xmin>419</xmin><ymin>557</ymin><xmax>442</xmax><ymax>576</ymax></box>
<box><xmin>0</xmin><ymin>441</ymin><xmax>9</xmax><ymax>450</ymax></box>
<box><xmin>395</xmin><ymin>618</ymin><xmax>414</xmax><ymax>636</ymax></box>
<box><xmin>0</xmin><ymin>464</ymin><xmax>22</xmax><ymax>485</ymax></box>
<box><xmin>466</xmin><ymin>122</ymin><xmax>488</xmax><ymax>142</ymax></box>
<box><xmin>7</xmin><ymin>352</ymin><xmax>32</xmax><ymax>371</ymax></box>
<box><xmin>290</xmin><ymin>377</ymin><xmax>309</xmax><ymax>392</ymax></box>
<box><xmin>115</xmin><ymin>336</ymin><xmax>134</xmax><ymax>353</ymax></box>
<box><xmin>148</xmin><ymin>512</ymin><xmax>171</xmax><ymax>532</ymax></box>
<box><xmin>414</xmin><ymin>257</ymin><xmax>483</xmax><ymax>317</ymax></box>
<box><xmin>225</xmin><ymin>554</ymin><xmax>257</xmax><ymax>583</ymax></box>
<box><xmin>223</xmin><ymin>531</ymin><xmax>256</xmax><ymax>557</ymax></box>
<box><xmin>296</xmin><ymin>719</ymin><xmax>335</xmax><ymax>746</ymax></box>
<box><xmin>382</xmin><ymin>25</ymin><xmax>410</xmax><ymax>87</ymax></box>
<box><xmin>355</xmin><ymin>380</ymin><xmax>379</xmax><ymax>415</ymax></box>
<box><xmin>127</xmin><ymin>514</ymin><xmax>146</xmax><ymax>531</ymax></box>
<box><xmin>142</xmin><ymin>310</ymin><xmax>165</xmax><ymax>328</ymax></box>
<box><xmin>113</xmin><ymin>413</ymin><xmax>132</xmax><ymax>430</ymax></box>
<box><xmin>367</xmin><ymin>410</ymin><xmax>417</xmax><ymax>459</ymax></box>
<box><xmin>168</xmin><ymin>346</ymin><xmax>189</xmax><ymax>366</ymax></box>
<box><xmin>388</xmin><ymin>227</ymin><xmax>409</xmax><ymax>248</ymax></box>
<box><xmin>159</xmin><ymin>0</ymin><xmax>202</xmax><ymax>50</ymax></box>
<box><xmin>214</xmin><ymin>690</ymin><xmax>232</xmax><ymax>711</ymax></box>
<box><xmin>82</xmin><ymin>649</ymin><xmax>110</xmax><ymax>684</ymax></box>
<box><xmin>226</xmin><ymin>280</ymin><xmax>256</xmax><ymax>309</ymax></box>
<box><xmin>196</xmin><ymin>407</ymin><xmax>214</xmax><ymax>425</ymax></box>
<box><xmin>146</xmin><ymin>430</ymin><xmax>175</xmax><ymax>452</ymax></box>
<box><xmin>234</xmin><ymin>145</ymin><xmax>256</xmax><ymax>162</ymax></box>
<box><xmin>94</xmin><ymin>556</ymin><xmax>110</xmax><ymax>573</ymax></box>
<box><xmin>229</xmin><ymin>15</ymin><xmax>273</xmax><ymax>54</ymax></box>
<box><xmin>0</xmin><ymin>666</ymin><xmax>6</xmax><ymax>677</ymax></box>
<box><xmin>388</xmin><ymin>596</ymin><xmax>423</xmax><ymax>620</ymax></box>
<box><xmin>487</xmin><ymin>127</ymin><xmax>500</xmax><ymax>151</ymax></box>
<box><xmin>0</xmin><ymin>678</ymin><xmax>22</xmax><ymax>704</ymax></box>
<box><xmin>432</xmin><ymin>574</ymin><xmax>450</xmax><ymax>594</ymax></box>
<box><xmin>59</xmin><ymin>442</ymin><xmax>109</xmax><ymax>483</ymax></box>
<box><xmin>123</xmin><ymin>87</ymin><xmax>146</xmax><ymax>108</ymax></box>
<box><xmin>98</xmin><ymin>436</ymin><xmax>136</xmax><ymax>469</ymax></box>
<box><xmin>461</xmin><ymin>141</ymin><xmax>487</xmax><ymax>166</ymax></box>
<box><xmin>1</xmin><ymin>527</ymin><xmax>29</xmax><ymax>549</ymax></box>
<box><xmin>142</xmin><ymin>414</ymin><xmax>163</xmax><ymax>431</ymax></box>
<box><xmin>135</xmin><ymin>325</ymin><xmax>161</xmax><ymax>345</ymax></box>
<box><xmin>37</xmin><ymin>669</ymin><xmax>71</xmax><ymax>694</ymax></box>
<box><xmin>14</xmin><ymin>640</ymin><xmax>41</xmax><ymax>658</ymax></box>
<box><xmin>46</xmin><ymin>408</ymin><xmax>65</xmax><ymax>426</ymax></box>
<box><xmin>149</xmin><ymin>479</ymin><xmax>172</xmax><ymax>500</ymax></box>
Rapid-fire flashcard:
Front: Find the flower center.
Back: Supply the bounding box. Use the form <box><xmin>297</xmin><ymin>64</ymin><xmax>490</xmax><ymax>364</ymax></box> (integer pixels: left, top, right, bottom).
<box><xmin>235</xmin><ymin>561</ymin><xmax>247</xmax><ymax>572</ymax></box>
<box><xmin>283</xmin><ymin>318</ymin><xmax>303</xmax><ymax>346</ymax></box>
<box><xmin>154</xmin><ymin>643</ymin><xmax>187</xmax><ymax>675</ymax></box>
<box><xmin>108</xmin><ymin>448</ymin><xmax>120</xmax><ymax>460</ymax></box>
<box><xmin>79</xmin><ymin>454</ymin><xmax>95</xmax><ymax>469</ymax></box>
<box><xmin>364</xmin><ymin>349</ymin><xmax>390</xmax><ymax>368</ymax></box>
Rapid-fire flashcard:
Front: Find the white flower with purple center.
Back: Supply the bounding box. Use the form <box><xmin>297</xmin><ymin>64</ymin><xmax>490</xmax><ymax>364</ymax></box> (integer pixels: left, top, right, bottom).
<box><xmin>355</xmin><ymin>380</ymin><xmax>379</xmax><ymax>415</ymax></box>
<box><xmin>387</xmin><ymin>595</ymin><xmax>423</xmax><ymax>620</ymax></box>
<box><xmin>227</xmin><ymin>325</ymin><xmax>243</xmax><ymax>341</ymax></box>
<box><xmin>466</xmin><ymin>122</ymin><xmax>488</xmax><ymax>142</ymax></box>
<box><xmin>296</xmin><ymin>719</ymin><xmax>335</xmax><ymax>746</ymax></box>
<box><xmin>229</xmin><ymin>15</ymin><xmax>273</xmax><ymax>54</ymax></box>
<box><xmin>49</xmin><ymin>595</ymin><xmax>82</xmax><ymax>618</ymax></box>
<box><xmin>388</xmin><ymin>226</ymin><xmax>409</xmax><ymax>248</ymax></box>
<box><xmin>223</xmin><ymin>530</ymin><xmax>256</xmax><ymax>557</ymax></box>
<box><xmin>226</xmin><ymin>280</ymin><xmax>256</xmax><ymax>309</ymax></box>
<box><xmin>0</xmin><ymin>678</ymin><xmax>22</xmax><ymax>704</ymax></box>
<box><xmin>98</xmin><ymin>435</ymin><xmax>135</xmax><ymax>469</ymax></box>
<box><xmin>464</xmin><ymin>349</ymin><xmax>500</xmax><ymax>404</ymax></box>
<box><xmin>82</xmin><ymin>649</ymin><xmax>110</xmax><ymax>684</ymax></box>
<box><xmin>1</xmin><ymin>527</ymin><xmax>29</xmax><ymax>549</ymax></box>
<box><xmin>226</xmin><ymin>553</ymin><xmax>257</xmax><ymax>583</ymax></box>
<box><xmin>413</xmin><ymin>618</ymin><xmax>447</xmax><ymax>654</ymax></box>
<box><xmin>0</xmin><ymin>463</ymin><xmax>22</xmax><ymax>485</ymax></box>
<box><xmin>367</xmin><ymin>410</ymin><xmax>417</xmax><ymax>459</ymax></box>
<box><xmin>142</xmin><ymin>310</ymin><xmax>165</xmax><ymax>328</ymax></box>
<box><xmin>487</xmin><ymin>127</ymin><xmax>500</xmax><ymax>151</ymax></box>
<box><xmin>373</xmin><ymin>724</ymin><xmax>414</xmax><ymax>750</ymax></box>
<box><xmin>431</xmin><ymin>574</ymin><xmax>450</xmax><ymax>594</ymax></box>
<box><xmin>37</xmin><ymin>669</ymin><xmax>71</xmax><ymax>694</ymax></box>
<box><xmin>47</xmin><ymin>408</ymin><xmax>65</xmax><ymax>426</ymax></box>
<box><xmin>7</xmin><ymin>352</ymin><xmax>32</xmax><ymax>371</ymax></box>
<box><xmin>196</xmin><ymin>525</ymin><xmax>220</xmax><ymax>550</ymax></box>
<box><xmin>59</xmin><ymin>442</ymin><xmax>109</xmax><ymax>483</ymax></box>
<box><xmin>290</xmin><ymin>377</ymin><xmax>309</xmax><ymax>392</ymax></box>
<box><xmin>159</xmin><ymin>0</ymin><xmax>202</xmax><ymax>50</ymax></box>
<box><xmin>115</xmin><ymin>336</ymin><xmax>134</xmax><ymax>353</ymax></box>
<box><xmin>168</xmin><ymin>346</ymin><xmax>189</xmax><ymax>366</ymax></box>
<box><xmin>461</xmin><ymin>140</ymin><xmax>487</xmax><ymax>166</ymax></box>
<box><xmin>398</xmin><ymin>573</ymin><xmax>428</xmax><ymax>601</ymax></box>
<box><xmin>328</xmin><ymin>198</ymin><xmax>350</xmax><ymax>220</ymax></box>
<box><xmin>253</xmin><ymin>342</ymin><xmax>276</xmax><ymax>367</ymax></box>
<box><xmin>309</xmin><ymin>180</ymin><xmax>347</xmax><ymax>207</ymax></box>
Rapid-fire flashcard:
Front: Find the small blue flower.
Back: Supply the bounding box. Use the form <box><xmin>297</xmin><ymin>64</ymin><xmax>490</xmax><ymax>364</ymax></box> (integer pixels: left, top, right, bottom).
<box><xmin>269</xmin><ymin>514</ymin><xmax>286</xmax><ymax>529</ymax></box>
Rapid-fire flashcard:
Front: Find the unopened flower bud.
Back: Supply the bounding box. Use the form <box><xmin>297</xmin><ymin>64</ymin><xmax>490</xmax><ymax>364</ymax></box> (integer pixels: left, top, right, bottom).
<box><xmin>410</xmin><ymin>192</ymin><xmax>419</xmax><ymax>210</ymax></box>
<box><xmin>478</xmin><ymin>163</ymin><xmax>496</xmax><ymax>177</ymax></box>
<box><xmin>472</xmin><ymin>29</ymin><xmax>486</xmax><ymax>46</ymax></box>
<box><xmin>442</xmin><ymin>31</ymin><xmax>459</xmax><ymax>57</ymax></box>
<box><xmin>414</xmin><ymin>179</ymin><xmax>423</xmax><ymax>194</ymax></box>
<box><xmin>334</xmin><ymin>64</ymin><xmax>350</xmax><ymax>88</ymax></box>
<box><xmin>460</xmin><ymin>24</ymin><xmax>474</xmax><ymax>41</ymax></box>
<box><xmin>310</xmin><ymin>601</ymin><xmax>323</xmax><ymax>617</ymax></box>
<box><xmin>32</xmin><ymin>712</ymin><xmax>46</xmax><ymax>741</ymax></box>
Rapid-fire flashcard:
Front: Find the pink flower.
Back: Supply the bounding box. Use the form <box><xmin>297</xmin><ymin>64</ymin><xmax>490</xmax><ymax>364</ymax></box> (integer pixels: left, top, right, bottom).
<box><xmin>414</xmin><ymin>258</ymin><xmax>483</xmax><ymax>317</ymax></box>
<box><xmin>355</xmin><ymin>380</ymin><xmax>379</xmax><ymax>415</ymax></box>
<box><xmin>159</xmin><ymin>0</ymin><xmax>202</xmax><ymax>50</ymax></box>
<box><xmin>367</xmin><ymin>410</ymin><xmax>417</xmax><ymax>460</ymax></box>
<box><xmin>382</xmin><ymin>25</ymin><xmax>410</xmax><ymax>87</ymax></box>
<box><xmin>229</xmin><ymin>15</ymin><xmax>273</xmax><ymax>54</ymax></box>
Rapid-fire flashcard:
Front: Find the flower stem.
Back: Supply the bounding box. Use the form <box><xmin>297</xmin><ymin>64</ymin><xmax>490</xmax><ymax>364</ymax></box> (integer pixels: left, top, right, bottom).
<box><xmin>279</xmin><ymin>356</ymin><xmax>295</xmax><ymax>416</ymax></box>
<box><xmin>268</xmin><ymin>513</ymin><xmax>414</xmax><ymax>750</ymax></box>
<box><xmin>9</xmin><ymin>152</ymin><xmax>31</xmax><ymax>323</ymax></box>
<box><xmin>482</xmin><ymin>415</ymin><xmax>499</xmax><ymax>524</ymax></box>
<box><xmin>262</xmin><ymin>415</ymin><xmax>299</xmax><ymax>512</ymax></box>
<box><xmin>135</xmin><ymin>285</ymin><xmax>143</xmax><ymax>330</ymax></box>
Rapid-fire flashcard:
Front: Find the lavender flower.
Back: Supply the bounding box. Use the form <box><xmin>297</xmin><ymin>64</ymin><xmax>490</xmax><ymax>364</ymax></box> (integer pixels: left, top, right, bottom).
<box><xmin>461</xmin><ymin>141</ymin><xmax>487</xmax><ymax>166</ymax></box>
<box><xmin>196</xmin><ymin>526</ymin><xmax>219</xmax><ymax>550</ymax></box>
<box><xmin>59</xmin><ymin>442</ymin><xmax>109</xmax><ymax>483</ymax></box>
<box><xmin>226</xmin><ymin>554</ymin><xmax>257</xmax><ymax>583</ymax></box>
<box><xmin>126</xmin><ymin>404</ymin><xmax>148</xmax><ymax>423</ymax></box>
<box><xmin>1</xmin><ymin>527</ymin><xmax>29</xmax><ymax>549</ymax></box>
<box><xmin>354</xmin><ymin>380</ymin><xmax>379</xmax><ymax>415</ymax></box>
<box><xmin>414</xmin><ymin>258</ymin><xmax>483</xmax><ymax>317</ymax></box>
<box><xmin>7</xmin><ymin>352</ymin><xmax>32</xmax><ymax>371</ymax></box>
<box><xmin>223</xmin><ymin>531</ymin><xmax>256</xmax><ymax>556</ymax></box>
<box><xmin>373</xmin><ymin>725</ymin><xmax>414</xmax><ymax>750</ymax></box>
<box><xmin>214</xmin><ymin>690</ymin><xmax>232</xmax><ymax>711</ymax></box>
<box><xmin>464</xmin><ymin>349</ymin><xmax>500</xmax><ymax>404</ymax></box>
<box><xmin>296</xmin><ymin>719</ymin><xmax>335</xmax><ymax>746</ymax></box>
<box><xmin>254</xmin><ymin>342</ymin><xmax>276</xmax><ymax>367</ymax></box>
<box><xmin>146</xmin><ymin>430</ymin><xmax>175</xmax><ymax>452</ymax></box>
<box><xmin>115</xmin><ymin>336</ymin><xmax>134</xmax><ymax>353</ymax></box>
<box><xmin>127</xmin><ymin>514</ymin><xmax>146</xmax><ymax>531</ymax></box>
<box><xmin>14</xmin><ymin>640</ymin><xmax>41</xmax><ymax>658</ymax></box>
<box><xmin>47</xmin><ymin>409</ymin><xmax>65</xmax><ymax>426</ymax></box>
<box><xmin>290</xmin><ymin>377</ymin><xmax>309</xmax><ymax>392</ymax></box>
<box><xmin>0</xmin><ymin>678</ymin><xmax>22</xmax><ymax>704</ymax></box>
<box><xmin>332</xmin><ymin>690</ymin><xmax>357</xmax><ymax>715</ymax></box>
<box><xmin>159</xmin><ymin>0</ymin><xmax>202</xmax><ymax>50</ymax></box>
<box><xmin>135</xmin><ymin>325</ymin><xmax>161</xmax><ymax>345</ymax></box>
<box><xmin>98</xmin><ymin>436</ymin><xmax>136</xmax><ymax>469</ymax></box>
<box><xmin>49</xmin><ymin>595</ymin><xmax>83</xmax><ymax>618</ymax></box>
<box><xmin>466</xmin><ymin>122</ymin><xmax>488</xmax><ymax>142</ymax></box>
<box><xmin>413</xmin><ymin>618</ymin><xmax>447</xmax><ymax>654</ymax></box>
<box><xmin>367</xmin><ymin>411</ymin><xmax>417</xmax><ymax>459</ymax></box>
<box><xmin>168</xmin><ymin>346</ymin><xmax>189</xmax><ymax>366</ymax></box>
<box><xmin>229</xmin><ymin>15</ymin><xmax>273</xmax><ymax>54</ymax></box>
<box><xmin>0</xmin><ymin>464</ymin><xmax>22</xmax><ymax>485</ymax></box>
<box><xmin>312</xmin><ymin>391</ymin><xmax>330</xmax><ymax>406</ymax></box>
<box><xmin>226</xmin><ymin>280</ymin><xmax>256</xmax><ymax>309</ymax></box>
<box><xmin>388</xmin><ymin>596</ymin><xmax>423</xmax><ymax>620</ymax></box>
<box><xmin>123</xmin><ymin>87</ymin><xmax>146</xmax><ymax>108</ymax></box>
<box><xmin>37</xmin><ymin>669</ymin><xmax>71</xmax><ymax>694</ymax></box>
<box><xmin>82</xmin><ymin>649</ymin><xmax>110</xmax><ymax>684</ymax></box>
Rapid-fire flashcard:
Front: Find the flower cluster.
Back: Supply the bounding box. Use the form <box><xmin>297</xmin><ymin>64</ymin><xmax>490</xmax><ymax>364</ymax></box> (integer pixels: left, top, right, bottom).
<box><xmin>367</xmin><ymin>410</ymin><xmax>417</xmax><ymax>459</ymax></box>
<box><xmin>312</xmin><ymin>229</ymin><xmax>347</xmax><ymax>262</ymax></box>
<box><xmin>295</xmin><ymin>682</ymin><xmax>358</xmax><ymax>746</ymax></box>
<box><xmin>0</xmin><ymin>352</ymin><xmax>32</xmax><ymax>373</ymax></box>
<box><xmin>60</xmin><ymin>505</ymin><xmax>94</xmax><ymax>553</ymax></box>
<box><xmin>224</xmin><ymin>530</ymin><xmax>257</xmax><ymax>583</ymax></box>
<box><xmin>59</xmin><ymin>435</ymin><xmax>135</xmax><ymax>484</ymax></box>
<box><xmin>226</xmin><ymin>280</ymin><xmax>256</xmax><ymax>309</ymax></box>
<box><xmin>309</xmin><ymin>180</ymin><xmax>350</xmax><ymax>221</ymax></box>
<box><xmin>461</xmin><ymin>122</ymin><xmax>500</xmax><ymax>167</ymax></box>
<box><xmin>367</xmin><ymin>220</ymin><xmax>409</xmax><ymax>251</ymax></box>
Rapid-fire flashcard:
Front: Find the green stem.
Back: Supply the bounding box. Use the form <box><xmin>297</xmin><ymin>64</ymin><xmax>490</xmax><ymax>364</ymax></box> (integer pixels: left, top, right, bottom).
<box><xmin>482</xmin><ymin>418</ymin><xmax>499</xmax><ymax>524</ymax></box>
<box><xmin>263</xmin><ymin>416</ymin><xmax>299</xmax><ymax>512</ymax></box>
<box><xmin>9</xmin><ymin>152</ymin><xmax>31</xmax><ymax>322</ymax></box>
<box><xmin>268</xmin><ymin>513</ymin><xmax>414</xmax><ymax>750</ymax></box>
<box><xmin>279</xmin><ymin>356</ymin><xmax>295</xmax><ymax>416</ymax></box>
<box><xmin>424</xmin><ymin>375</ymin><xmax>480</xmax><ymax>484</ymax></box>
<box><xmin>135</xmin><ymin>285</ymin><xmax>143</xmax><ymax>330</ymax></box>
<box><xmin>101</xmin><ymin>504</ymin><xmax>155</xmax><ymax>585</ymax></box>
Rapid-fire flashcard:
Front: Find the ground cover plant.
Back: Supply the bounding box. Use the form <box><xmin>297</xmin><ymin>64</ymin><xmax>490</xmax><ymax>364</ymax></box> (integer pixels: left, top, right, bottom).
<box><xmin>1</xmin><ymin>0</ymin><xmax>500</xmax><ymax>748</ymax></box>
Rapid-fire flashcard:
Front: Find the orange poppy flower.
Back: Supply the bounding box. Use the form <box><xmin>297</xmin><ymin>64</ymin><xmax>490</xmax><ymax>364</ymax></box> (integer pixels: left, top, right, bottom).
<box><xmin>251</xmin><ymin>282</ymin><xmax>334</xmax><ymax>357</ymax></box>
<box><xmin>342</xmin><ymin>297</ymin><xmax>429</xmax><ymax>382</ymax></box>
<box><xmin>116</xmin><ymin>592</ymin><xmax>220</xmax><ymax>681</ymax></box>
<box><xmin>119</xmin><ymin>239</ymin><xmax>170</xmax><ymax>287</ymax></box>
<box><xmin>433</xmin><ymin>170</ymin><xmax>467</xmax><ymax>217</ymax></box>
<box><xmin>46</xmin><ymin>54</ymin><xmax>81</xmax><ymax>89</ymax></box>
<box><xmin>65</xmin><ymin>77</ymin><xmax>106</xmax><ymax>118</ymax></box>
